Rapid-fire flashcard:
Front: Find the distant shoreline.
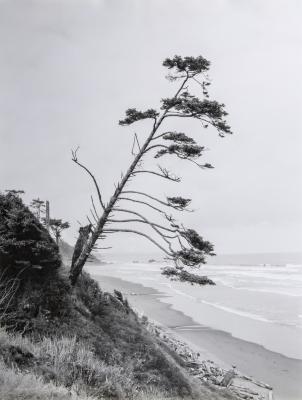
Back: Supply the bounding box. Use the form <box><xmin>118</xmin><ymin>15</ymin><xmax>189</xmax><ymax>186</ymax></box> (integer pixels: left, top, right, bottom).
<box><xmin>91</xmin><ymin>272</ymin><xmax>302</xmax><ymax>400</ymax></box>
<box><xmin>95</xmin><ymin>251</ymin><xmax>302</xmax><ymax>267</ymax></box>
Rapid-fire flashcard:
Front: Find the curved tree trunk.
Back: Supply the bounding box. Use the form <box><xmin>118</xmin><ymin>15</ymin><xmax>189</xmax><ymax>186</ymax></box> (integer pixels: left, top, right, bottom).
<box><xmin>69</xmin><ymin>115</ymin><xmax>166</xmax><ymax>285</ymax></box>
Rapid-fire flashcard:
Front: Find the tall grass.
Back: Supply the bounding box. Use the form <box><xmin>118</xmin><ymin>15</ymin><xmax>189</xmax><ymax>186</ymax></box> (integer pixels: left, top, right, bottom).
<box><xmin>0</xmin><ymin>328</ymin><xmax>134</xmax><ymax>398</ymax></box>
<box><xmin>0</xmin><ymin>328</ymin><xmax>177</xmax><ymax>400</ymax></box>
<box><xmin>0</xmin><ymin>360</ymin><xmax>96</xmax><ymax>400</ymax></box>
<box><xmin>0</xmin><ymin>328</ymin><xmax>235</xmax><ymax>400</ymax></box>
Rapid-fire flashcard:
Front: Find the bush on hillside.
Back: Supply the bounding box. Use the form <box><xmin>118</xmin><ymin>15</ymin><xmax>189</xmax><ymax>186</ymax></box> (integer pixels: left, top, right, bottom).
<box><xmin>0</xmin><ymin>192</ymin><xmax>61</xmax><ymax>277</ymax></box>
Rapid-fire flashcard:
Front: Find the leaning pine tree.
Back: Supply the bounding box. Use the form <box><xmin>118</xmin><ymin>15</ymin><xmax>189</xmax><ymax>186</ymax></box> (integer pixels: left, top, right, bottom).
<box><xmin>69</xmin><ymin>55</ymin><xmax>232</xmax><ymax>286</ymax></box>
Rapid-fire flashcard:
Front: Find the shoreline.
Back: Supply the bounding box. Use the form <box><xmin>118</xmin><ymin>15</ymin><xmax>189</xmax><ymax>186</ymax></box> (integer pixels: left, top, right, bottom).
<box><xmin>92</xmin><ymin>273</ymin><xmax>302</xmax><ymax>400</ymax></box>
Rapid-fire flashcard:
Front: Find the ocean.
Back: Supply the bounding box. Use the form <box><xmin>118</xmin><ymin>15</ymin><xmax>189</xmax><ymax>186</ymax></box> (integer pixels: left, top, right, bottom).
<box><xmin>88</xmin><ymin>253</ymin><xmax>302</xmax><ymax>361</ymax></box>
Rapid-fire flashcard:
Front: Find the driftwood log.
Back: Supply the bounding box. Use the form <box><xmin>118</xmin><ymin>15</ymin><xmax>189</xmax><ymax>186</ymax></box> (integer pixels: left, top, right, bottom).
<box><xmin>220</xmin><ymin>368</ymin><xmax>236</xmax><ymax>387</ymax></box>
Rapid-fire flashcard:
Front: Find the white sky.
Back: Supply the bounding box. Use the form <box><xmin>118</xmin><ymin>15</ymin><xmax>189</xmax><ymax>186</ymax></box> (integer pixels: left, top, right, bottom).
<box><xmin>0</xmin><ymin>0</ymin><xmax>301</xmax><ymax>254</ymax></box>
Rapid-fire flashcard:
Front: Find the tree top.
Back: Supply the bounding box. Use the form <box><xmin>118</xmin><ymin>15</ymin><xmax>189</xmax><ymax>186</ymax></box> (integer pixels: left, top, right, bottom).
<box><xmin>163</xmin><ymin>55</ymin><xmax>210</xmax><ymax>76</ymax></box>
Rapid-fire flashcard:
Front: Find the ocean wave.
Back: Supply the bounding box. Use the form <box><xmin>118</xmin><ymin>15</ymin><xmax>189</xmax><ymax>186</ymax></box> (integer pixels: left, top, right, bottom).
<box><xmin>199</xmin><ymin>301</ymin><xmax>302</xmax><ymax>329</ymax></box>
<box><xmin>230</xmin><ymin>286</ymin><xmax>302</xmax><ymax>298</ymax></box>
<box><xmin>200</xmin><ymin>301</ymin><xmax>276</xmax><ymax>323</ymax></box>
<box><xmin>159</xmin><ymin>282</ymin><xmax>197</xmax><ymax>301</ymax></box>
<box><xmin>164</xmin><ymin>284</ymin><xmax>297</xmax><ymax>325</ymax></box>
<box><xmin>164</xmin><ymin>285</ymin><xmax>281</xmax><ymax>324</ymax></box>
<box><xmin>209</xmin><ymin>271</ymin><xmax>302</xmax><ymax>282</ymax></box>
<box><xmin>211</xmin><ymin>279</ymin><xmax>302</xmax><ymax>297</ymax></box>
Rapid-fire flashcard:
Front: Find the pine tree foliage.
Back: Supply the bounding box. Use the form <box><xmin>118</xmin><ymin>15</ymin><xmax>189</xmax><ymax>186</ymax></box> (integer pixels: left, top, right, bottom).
<box><xmin>160</xmin><ymin>93</ymin><xmax>231</xmax><ymax>137</ymax></box>
<box><xmin>155</xmin><ymin>143</ymin><xmax>204</xmax><ymax>159</ymax></box>
<box><xmin>48</xmin><ymin>219</ymin><xmax>70</xmax><ymax>245</ymax></box>
<box><xmin>181</xmin><ymin>229</ymin><xmax>215</xmax><ymax>254</ymax></box>
<box><xmin>5</xmin><ymin>189</ymin><xmax>25</xmax><ymax>196</ymax></box>
<box><xmin>162</xmin><ymin>132</ymin><xmax>196</xmax><ymax>144</ymax></box>
<box><xmin>166</xmin><ymin>197</ymin><xmax>191</xmax><ymax>211</ymax></box>
<box><xmin>162</xmin><ymin>266</ymin><xmax>215</xmax><ymax>285</ymax></box>
<box><xmin>162</xmin><ymin>55</ymin><xmax>211</xmax><ymax>75</ymax></box>
<box><xmin>119</xmin><ymin>108</ymin><xmax>159</xmax><ymax>126</ymax></box>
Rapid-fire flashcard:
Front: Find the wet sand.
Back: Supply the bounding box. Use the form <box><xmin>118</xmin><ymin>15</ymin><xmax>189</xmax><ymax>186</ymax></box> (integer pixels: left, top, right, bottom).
<box><xmin>93</xmin><ymin>273</ymin><xmax>302</xmax><ymax>400</ymax></box>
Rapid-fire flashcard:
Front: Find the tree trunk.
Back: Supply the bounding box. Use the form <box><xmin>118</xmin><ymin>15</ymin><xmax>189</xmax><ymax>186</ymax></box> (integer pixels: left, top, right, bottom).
<box><xmin>69</xmin><ymin>116</ymin><xmax>165</xmax><ymax>285</ymax></box>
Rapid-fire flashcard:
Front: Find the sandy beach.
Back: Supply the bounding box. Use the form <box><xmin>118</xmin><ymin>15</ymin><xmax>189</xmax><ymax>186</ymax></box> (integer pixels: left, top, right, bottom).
<box><xmin>91</xmin><ymin>272</ymin><xmax>302</xmax><ymax>400</ymax></box>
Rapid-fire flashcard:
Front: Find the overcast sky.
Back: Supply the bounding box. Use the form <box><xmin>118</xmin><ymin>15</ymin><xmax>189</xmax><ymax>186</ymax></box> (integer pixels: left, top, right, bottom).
<box><xmin>0</xmin><ymin>0</ymin><xmax>301</xmax><ymax>255</ymax></box>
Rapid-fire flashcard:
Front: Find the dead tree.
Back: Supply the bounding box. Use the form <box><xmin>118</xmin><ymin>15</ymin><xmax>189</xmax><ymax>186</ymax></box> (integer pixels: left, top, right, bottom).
<box><xmin>70</xmin><ymin>224</ymin><xmax>92</xmax><ymax>285</ymax></box>
<box><xmin>69</xmin><ymin>55</ymin><xmax>232</xmax><ymax>286</ymax></box>
<box><xmin>30</xmin><ymin>198</ymin><xmax>45</xmax><ymax>221</ymax></box>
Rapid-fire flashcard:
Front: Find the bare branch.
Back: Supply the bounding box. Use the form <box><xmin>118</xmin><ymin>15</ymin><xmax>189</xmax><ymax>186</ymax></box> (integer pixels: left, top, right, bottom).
<box><xmin>186</xmin><ymin>158</ymin><xmax>214</xmax><ymax>170</ymax></box>
<box><xmin>86</xmin><ymin>216</ymin><xmax>95</xmax><ymax>228</ymax></box>
<box><xmin>117</xmin><ymin>197</ymin><xmax>165</xmax><ymax>215</ymax></box>
<box><xmin>71</xmin><ymin>148</ymin><xmax>105</xmax><ymax>210</ymax></box>
<box><xmin>109</xmin><ymin>208</ymin><xmax>178</xmax><ymax>252</ymax></box>
<box><xmin>131</xmin><ymin>132</ymin><xmax>142</xmax><ymax>156</ymax></box>
<box><xmin>111</xmin><ymin>208</ymin><xmax>177</xmax><ymax>233</ymax></box>
<box><xmin>90</xmin><ymin>196</ymin><xmax>100</xmax><ymax>220</ymax></box>
<box><xmin>121</xmin><ymin>190</ymin><xmax>171</xmax><ymax>209</ymax></box>
<box><xmin>121</xmin><ymin>190</ymin><xmax>190</xmax><ymax>212</ymax></box>
<box><xmin>107</xmin><ymin>219</ymin><xmax>178</xmax><ymax>238</ymax></box>
<box><xmin>0</xmin><ymin>277</ymin><xmax>19</xmax><ymax>308</ymax></box>
<box><xmin>152</xmin><ymin>132</ymin><xmax>168</xmax><ymax>141</ymax></box>
<box><xmin>177</xmin><ymin>235</ymin><xmax>186</xmax><ymax>250</ymax></box>
<box><xmin>131</xmin><ymin>134</ymin><xmax>136</xmax><ymax>156</ymax></box>
<box><xmin>173</xmin><ymin>70</ymin><xmax>190</xmax><ymax>98</ymax></box>
<box><xmin>103</xmin><ymin>228</ymin><xmax>172</xmax><ymax>256</ymax></box>
<box><xmin>0</xmin><ymin>266</ymin><xmax>29</xmax><ymax>320</ymax></box>
<box><xmin>145</xmin><ymin>144</ymin><xmax>169</xmax><ymax>153</ymax></box>
<box><xmin>158</xmin><ymin>165</ymin><xmax>181</xmax><ymax>182</ymax></box>
<box><xmin>135</xmin><ymin>133</ymin><xmax>141</xmax><ymax>152</ymax></box>
<box><xmin>132</xmin><ymin>168</ymin><xmax>181</xmax><ymax>183</ymax></box>
<box><xmin>90</xmin><ymin>209</ymin><xmax>98</xmax><ymax>224</ymax></box>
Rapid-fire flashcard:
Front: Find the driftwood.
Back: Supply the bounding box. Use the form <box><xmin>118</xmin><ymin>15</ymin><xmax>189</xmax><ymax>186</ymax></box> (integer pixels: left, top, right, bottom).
<box><xmin>241</xmin><ymin>374</ymin><xmax>273</xmax><ymax>390</ymax></box>
<box><xmin>220</xmin><ymin>368</ymin><xmax>236</xmax><ymax>387</ymax></box>
<box><xmin>141</xmin><ymin>319</ymin><xmax>274</xmax><ymax>400</ymax></box>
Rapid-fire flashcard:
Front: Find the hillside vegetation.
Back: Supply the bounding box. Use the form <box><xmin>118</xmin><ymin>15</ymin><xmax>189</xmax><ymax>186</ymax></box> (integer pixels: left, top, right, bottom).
<box><xmin>0</xmin><ymin>192</ymin><xmax>234</xmax><ymax>400</ymax></box>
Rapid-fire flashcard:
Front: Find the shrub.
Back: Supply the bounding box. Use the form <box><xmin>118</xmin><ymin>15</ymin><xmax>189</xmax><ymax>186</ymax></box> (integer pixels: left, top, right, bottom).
<box><xmin>0</xmin><ymin>192</ymin><xmax>61</xmax><ymax>277</ymax></box>
<box><xmin>0</xmin><ymin>192</ymin><xmax>69</xmax><ymax>333</ymax></box>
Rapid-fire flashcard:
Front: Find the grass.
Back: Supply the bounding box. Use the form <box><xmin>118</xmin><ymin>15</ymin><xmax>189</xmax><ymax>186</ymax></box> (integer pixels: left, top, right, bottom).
<box><xmin>0</xmin><ymin>356</ymin><xmax>229</xmax><ymax>400</ymax></box>
<box><xmin>0</xmin><ymin>327</ymin><xmax>200</xmax><ymax>399</ymax></box>
<box><xmin>0</xmin><ymin>270</ymin><xmax>236</xmax><ymax>400</ymax></box>
<box><xmin>0</xmin><ymin>360</ymin><xmax>95</xmax><ymax>400</ymax></box>
<box><xmin>0</xmin><ymin>327</ymin><xmax>135</xmax><ymax>399</ymax></box>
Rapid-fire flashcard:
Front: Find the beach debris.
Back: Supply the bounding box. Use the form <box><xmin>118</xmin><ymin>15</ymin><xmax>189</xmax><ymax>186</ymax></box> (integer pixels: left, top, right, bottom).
<box><xmin>220</xmin><ymin>368</ymin><xmax>236</xmax><ymax>387</ymax></box>
<box><xmin>144</xmin><ymin>319</ymin><xmax>273</xmax><ymax>400</ymax></box>
<box><xmin>230</xmin><ymin>384</ymin><xmax>259</xmax><ymax>399</ymax></box>
<box><xmin>241</xmin><ymin>375</ymin><xmax>273</xmax><ymax>390</ymax></box>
